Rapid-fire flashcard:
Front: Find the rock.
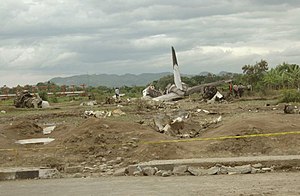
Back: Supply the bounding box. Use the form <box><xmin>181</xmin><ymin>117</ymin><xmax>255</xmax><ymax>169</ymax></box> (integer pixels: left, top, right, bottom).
<box><xmin>127</xmin><ymin>165</ymin><xmax>143</xmax><ymax>175</ymax></box>
<box><xmin>155</xmin><ymin>170</ymin><xmax>163</xmax><ymax>176</ymax></box>
<box><xmin>115</xmin><ymin>157</ymin><xmax>123</xmax><ymax>164</ymax></box>
<box><xmin>113</xmin><ymin>168</ymin><xmax>127</xmax><ymax>176</ymax></box>
<box><xmin>173</xmin><ymin>165</ymin><xmax>188</xmax><ymax>176</ymax></box>
<box><xmin>226</xmin><ymin>165</ymin><xmax>252</xmax><ymax>174</ymax></box>
<box><xmin>218</xmin><ymin>166</ymin><xmax>228</xmax><ymax>175</ymax></box>
<box><xmin>234</xmin><ymin>165</ymin><xmax>253</xmax><ymax>174</ymax></box>
<box><xmin>162</xmin><ymin>170</ymin><xmax>172</xmax><ymax>177</ymax></box>
<box><xmin>143</xmin><ymin>167</ymin><xmax>156</xmax><ymax>176</ymax></box>
<box><xmin>251</xmin><ymin>168</ymin><xmax>259</xmax><ymax>174</ymax></box>
<box><xmin>1</xmin><ymin>110</ymin><xmax>6</xmax><ymax>114</ymax></box>
<box><xmin>133</xmin><ymin>170</ymin><xmax>144</xmax><ymax>176</ymax></box>
<box><xmin>207</xmin><ymin>167</ymin><xmax>220</xmax><ymax>175</ymax></box>
<box><xmin>73</xmin><ymin>173</ymin><xmax>83</xmax><ymax>178</ymax></box>
<box><xmin>187</xmin><ymin>167</ymin><xmax>207</xmax><ymax>176</ymax></box>
<box><xmin>65</xmin><ymin>166</ymin><xmax>83</xmax><ymax>174</ymax></box>
<box><xmin>252</xmin><ymin>163</ymin><xmax>263</xmax><ymax>169</ymax></box>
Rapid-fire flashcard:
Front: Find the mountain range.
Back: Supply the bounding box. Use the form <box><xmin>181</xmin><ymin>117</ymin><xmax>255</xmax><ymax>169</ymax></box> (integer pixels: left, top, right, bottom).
<box><xmin>50</xmin><ymin>71</ymin><xmax>233</xmax><ymax>87</ymax></box>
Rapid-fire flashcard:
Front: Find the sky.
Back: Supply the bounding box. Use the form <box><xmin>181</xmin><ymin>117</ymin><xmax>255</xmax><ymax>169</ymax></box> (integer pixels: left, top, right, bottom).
<box><xmin>1</xmin><ymin>0</ymin><xmax>300</xmax><ymax>87</ymax></box>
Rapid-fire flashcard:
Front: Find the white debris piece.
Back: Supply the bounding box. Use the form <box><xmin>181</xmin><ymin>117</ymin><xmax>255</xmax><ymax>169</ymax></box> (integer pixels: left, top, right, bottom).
<box><xmin>1</xmin><ymin>110</ymin><xmax>6</xmax><ymax>114</ymax></box>
<box><xmin>43</xmin><ymin>126</ymin><xmax>56</xmax><ymax>135</ymax></box>
<box><xmin>212</xmin><ymin>116</ymin><xmax>222</xmax><ymax>123</ymax></box>
<box><xmin>202</xmin><ymin>109</ymin><xmax>210</xmax><ymax>114</ymax></box>
<box><xmin>41</xmin><ymin>101</ymin><xmax>50</xmax><ymax>108</ymax></box>
<box><xmin>207</xmin><ymin>91</ymin><xmax>223</xmax><ymax>104</ymax></box>
<box><xmin>16</xmin><ymin>138</ymin><xmax>55</xmax><ymax>145</ymax></box>
<box><xmin>171</xmin><ymin>117</ymin><xmax>183</xmax><ymax>124</ymax></box>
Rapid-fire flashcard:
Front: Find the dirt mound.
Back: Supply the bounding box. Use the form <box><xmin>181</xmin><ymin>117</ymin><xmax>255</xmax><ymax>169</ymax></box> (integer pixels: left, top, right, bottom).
<box><xmin>203</xmin><ymin>113</ymin><xmax>300</xmax><ymax>156</ymax></box>
<box><xmin>44</xmin><ymin>118</ymin><xmax>182</xmax><ymax>166</ymax></box>
<box><xmin>11</xmin><ymin>121</ymin><xmax>43</xmax><ymax>136</ymax></box>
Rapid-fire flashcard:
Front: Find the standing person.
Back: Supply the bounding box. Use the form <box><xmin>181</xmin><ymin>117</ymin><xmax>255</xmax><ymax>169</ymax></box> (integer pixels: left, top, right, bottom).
<box><xmin>228</xmin><ymin>81</ymin><xmax>233</xmax><ymax>96</ymax></box>
<box><xmin>115</xmin><ymin>87</ymin><xmax>120</xmax><ymax>100</ymax></box>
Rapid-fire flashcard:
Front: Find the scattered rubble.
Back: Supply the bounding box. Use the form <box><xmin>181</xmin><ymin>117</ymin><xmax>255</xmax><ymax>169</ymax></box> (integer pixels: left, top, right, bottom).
<box><xmin>124</xmin><ymin>163</ymin><xmax>273</xmax><ymax>177</ymax></box>
<box><xmin>84</xmin><ymin>109</ymin><xmax>126</xmax><ymax>118</ymax></box>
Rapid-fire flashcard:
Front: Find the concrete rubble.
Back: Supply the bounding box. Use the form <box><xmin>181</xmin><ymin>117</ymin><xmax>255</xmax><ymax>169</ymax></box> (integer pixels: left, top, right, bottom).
<box><xmin>153</xmin><ymin>109</ymin><xmax>222</xmax><ymax>138</ymax></box>
<box><xmin>123</xmin><ymin>155</ymin><xmax>300</xmax><ymax>177</ymax></box>
<box><xmin>124</xmin><ymin>164</ymin><xmax>273</xmax><ymax>177</ymax></box>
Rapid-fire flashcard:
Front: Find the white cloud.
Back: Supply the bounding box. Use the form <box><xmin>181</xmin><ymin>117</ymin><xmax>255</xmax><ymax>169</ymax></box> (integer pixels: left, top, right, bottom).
<box><xmin>0</xmin><ymin>0</ymin><xmax>300</xmax><ymax>86</ymax></box>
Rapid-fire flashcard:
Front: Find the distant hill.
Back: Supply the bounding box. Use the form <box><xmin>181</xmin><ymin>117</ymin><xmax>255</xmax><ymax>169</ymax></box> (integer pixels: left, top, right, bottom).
<box><xmin>50</xmin><ymin>71</ymin><xmax>237</xmax><ymax>87</ymax></box>
<box><xmin>50</xmin><ymin>72</ymin><xmax>172</xmax><ymax>87</ymax></box>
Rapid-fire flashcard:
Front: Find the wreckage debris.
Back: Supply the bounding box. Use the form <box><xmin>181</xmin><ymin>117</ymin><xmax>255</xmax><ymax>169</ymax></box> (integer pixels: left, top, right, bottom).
<box><xmin>80</xmin><ymin>100</ymin><xmax>97</xmax><ymax>106</ymax></box>
<box><xmin>142</xmin><ymin>47</ymin><xmax>228</xmax><ymax>102</ymax></box>
<box><xmin>284</xmin><ymin>104</ymin><xmax>300</xmax><ymax>114</ymax></box>
<box><xmin>14</xmin><ymin>90</ymin><xmax>49</xmax><ymax>108</ymax></box>
<box><xmin>43</xmin><ymin>126</ymin><xmax>56</xmax><ymax>135</ymax></box>
<box><xmin>15</xmin><ymin>138</ymin><xmax>55</xmax><ymax>145</ymax></box>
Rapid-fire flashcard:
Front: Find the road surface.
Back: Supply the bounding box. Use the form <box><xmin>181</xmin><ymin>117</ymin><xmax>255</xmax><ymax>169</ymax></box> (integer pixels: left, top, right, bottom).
<box><xmin>0</xmin><ymin>172</ymin><xmax>299</xmax><ymax>196</ymax></box>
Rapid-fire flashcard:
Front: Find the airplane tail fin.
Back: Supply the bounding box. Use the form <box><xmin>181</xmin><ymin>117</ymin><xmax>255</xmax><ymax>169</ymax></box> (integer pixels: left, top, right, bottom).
<box><xmin>172</xmin><ymin>46</ymin><xmax>183</xmax><ymax>90</ymax></box>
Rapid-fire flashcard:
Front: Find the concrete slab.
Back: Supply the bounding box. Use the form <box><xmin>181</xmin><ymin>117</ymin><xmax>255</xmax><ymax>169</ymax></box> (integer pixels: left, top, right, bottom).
<box><xmin>128</xmin><ymin>155</ymin><xmax>300</xmax><ymax>175</ymax></box>
<box><xmin>0</xmin><ymin>167</ymin><xmax>60</xmax><ymax>181</ymax></box>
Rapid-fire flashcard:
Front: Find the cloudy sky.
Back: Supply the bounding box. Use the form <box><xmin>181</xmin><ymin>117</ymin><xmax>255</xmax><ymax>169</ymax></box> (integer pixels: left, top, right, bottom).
<box><xmin>1</xmin><ymin>0</ymin><xmax>300</xmax><ymax>87</ymax></box>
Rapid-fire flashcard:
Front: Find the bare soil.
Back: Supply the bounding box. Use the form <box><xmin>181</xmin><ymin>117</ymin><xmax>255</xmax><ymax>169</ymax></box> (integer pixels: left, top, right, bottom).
<box><xmin>0</xmin><ymin>97</ymin><xmax>299</xmax><ymax>173</ymax></box>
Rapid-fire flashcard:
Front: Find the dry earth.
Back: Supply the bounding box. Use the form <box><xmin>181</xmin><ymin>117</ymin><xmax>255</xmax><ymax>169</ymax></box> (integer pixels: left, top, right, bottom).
<box><xmin>0</xmin><ymin>97</ymin><xmax>299</xmax><ymax>176</ymax></box>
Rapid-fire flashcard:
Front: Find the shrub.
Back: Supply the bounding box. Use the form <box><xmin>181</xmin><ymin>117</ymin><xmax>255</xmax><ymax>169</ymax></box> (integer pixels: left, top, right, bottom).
<box><xmin>38</xmin><ymin>91</ymin><xmax>48</xmax><ymax>101</ymax></box>
<box><xmin>279</xmin><ymin>89</ymin><xmax>300</xmax><ymax>103</ymax></box>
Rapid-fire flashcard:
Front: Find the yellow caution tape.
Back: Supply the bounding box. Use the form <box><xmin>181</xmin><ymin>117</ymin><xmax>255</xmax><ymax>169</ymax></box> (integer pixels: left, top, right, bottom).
<box><xmin>142</xmin><ymin>131</ymin><xmax>300</xmax><ymax>145</ymax></box>
<box><xmin>0</xmin><ymin>131</ymin><xmax>299</xmax><ymax>151</ymax></box>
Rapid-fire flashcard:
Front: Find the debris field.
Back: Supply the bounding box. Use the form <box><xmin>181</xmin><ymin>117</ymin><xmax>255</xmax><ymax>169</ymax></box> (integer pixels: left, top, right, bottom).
<box><xmin>0</xmin><ymin>97</ymin><xmax>299</xmax><ymax>178</ymax></box>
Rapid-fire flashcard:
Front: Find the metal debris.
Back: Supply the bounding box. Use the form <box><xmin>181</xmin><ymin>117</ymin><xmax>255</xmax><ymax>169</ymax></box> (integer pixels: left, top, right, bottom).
<box><xmin>43</xmin><ymin>126</ymin><xmax>56</xmax><ymax>135</ymax></box>
<box><xmin>15</xmin><ymin>138</ymin><xmax>55</xmax><ymax>145</ymax></box>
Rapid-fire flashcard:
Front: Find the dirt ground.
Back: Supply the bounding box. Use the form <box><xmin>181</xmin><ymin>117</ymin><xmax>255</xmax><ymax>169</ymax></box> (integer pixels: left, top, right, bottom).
<box><xmin>0</xmin><ymin>96</ymin><xmax>299</xmax><ymax>174</ymax></box>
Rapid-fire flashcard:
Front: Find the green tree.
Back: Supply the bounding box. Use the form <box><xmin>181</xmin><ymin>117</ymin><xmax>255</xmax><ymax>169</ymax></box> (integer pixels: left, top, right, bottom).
<box><xmin>242</xmin><ymin>59</ymin><xmax>269</xmax><ymax>88</ymax></box>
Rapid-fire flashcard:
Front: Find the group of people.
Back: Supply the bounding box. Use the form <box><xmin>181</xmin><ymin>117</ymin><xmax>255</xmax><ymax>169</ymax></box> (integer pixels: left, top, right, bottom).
<box><xmin>228</xmin><ymin>81</ymin><xmax>246</xmax><ymax>98</ymax></box>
